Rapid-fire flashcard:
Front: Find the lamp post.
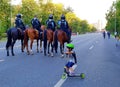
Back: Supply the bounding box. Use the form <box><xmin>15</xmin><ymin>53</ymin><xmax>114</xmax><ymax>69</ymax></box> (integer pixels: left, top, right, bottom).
<box><xmin>115</xmin><ymin>3</ymin><xmax>116</xmax><ymax>33</ymax></box>
<box><xmin>114</xmin><ymin>1</ymin><xmax>117</xmax><ymax>34</ymax></box>
<box><xmin>9</xmin><ymin>0</ymin><xmax>12</xmax><ymax>27</ymax></box>
<box><xmin>10</xmin><ymin>0</ymin><xmax>12</xmax><ymax>27</ymax></box>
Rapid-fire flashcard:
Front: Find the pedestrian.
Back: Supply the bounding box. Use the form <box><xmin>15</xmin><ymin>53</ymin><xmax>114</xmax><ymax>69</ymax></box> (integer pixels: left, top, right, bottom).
<box><xmin>107</xmin><ymin>31</ymin><xmax>111</xmax><ymax>39</ymax></box>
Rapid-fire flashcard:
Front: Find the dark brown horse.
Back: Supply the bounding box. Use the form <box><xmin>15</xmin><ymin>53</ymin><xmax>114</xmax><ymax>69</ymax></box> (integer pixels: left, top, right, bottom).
<box><xmin>43</xmin><ymin>27</ymin><xmax>54</xmax><ymax>56</ymax></box>
<box><xmin>23</xmin><ymin>25</ymin><xmax>45</xmax><ymax>55</ymax></box>
<box><xmin>53</xmin><ymin>28</ymin><xmax>72</xmax><ymax>57</ymax></box>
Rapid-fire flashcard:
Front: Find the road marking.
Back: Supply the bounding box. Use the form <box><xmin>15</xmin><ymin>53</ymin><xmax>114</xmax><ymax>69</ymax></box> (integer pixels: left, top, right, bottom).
<box><xmin>54</xmin><ymin>65</ymin><xmax>77</xmax><ymax>87</ymax></box>
<box><xmin>0</xmin><ymin>59</ymin><xmax>4</xmax><ymax>62</ymax></box>
<box><xmin>89</xmin><ymin>45</ymin><xmax>94</xmax><ymax>50</ymax></box>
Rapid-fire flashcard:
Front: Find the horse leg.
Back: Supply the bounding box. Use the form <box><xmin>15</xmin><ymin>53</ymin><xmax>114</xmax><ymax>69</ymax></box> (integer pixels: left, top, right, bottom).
<box><xmin>51</xmin><ymin>42</ymin><xmax>54</xmax><ymax>57</ymax></box>
<box><xmin>6</xmin><ymin>42</ymin><xmax>10</xmax><ymax>56</ymax></box>
<box><xmin>11</xmin><ymin>40</ymin><xmax>16</xmax><ymax>56</ymax></box>
<box><xmin>47</xmin><ymin>41</ymin><xmax>50</xmax><ymax>56</ymax></box>
<box><xmin>21</xmin><ymin>39</ymin><xmax>24</xmax><ymax>52</ymax></box>
<box><xmin>30</xmin><ymin>39</ymin><xmax>34</xmax><ymax>55</ymax></box>
<box><xmin>60</xmin><ymin>43</ymin><xmax>64</xmax><ymax>57</ymax></box>
<box><xmin>44</xmin><ymin>41</ymin><xmax>47</xmax><ymax>56</ymax></box>
<box><xmin>26</xmin><ymin>39</ymin><xmax>30</xmax><ymax>55</ymax></box>
<box><xmin>40</xmin><ymin>40</ymin><xmax>43</xmax><ymax>53</ymax></box>
<box><xmin>37</xmin><ymin>39</ymin><xmax>39</xmax><ymax>53</ymax></box>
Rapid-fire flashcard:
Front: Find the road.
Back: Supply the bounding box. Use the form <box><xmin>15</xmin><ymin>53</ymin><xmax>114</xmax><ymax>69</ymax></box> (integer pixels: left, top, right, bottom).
<box><xmin>0</xmin><ymin>33</ymin><xmax>120</xmax><ymax>87</ymax></box>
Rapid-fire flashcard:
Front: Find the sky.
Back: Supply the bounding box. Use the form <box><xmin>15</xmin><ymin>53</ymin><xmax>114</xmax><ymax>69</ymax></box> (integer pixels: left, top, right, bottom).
<box><xmin>12</xmin><ymin>0</ymin><xmax>116</xmax><ymax>28</ymax></box>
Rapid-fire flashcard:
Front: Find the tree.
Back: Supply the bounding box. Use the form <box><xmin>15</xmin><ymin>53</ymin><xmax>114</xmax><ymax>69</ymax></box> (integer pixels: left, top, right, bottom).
<box><xmin>0</xmin><ymin>0</ymin><xmax>11</xmax><ymax>32</ymax></box>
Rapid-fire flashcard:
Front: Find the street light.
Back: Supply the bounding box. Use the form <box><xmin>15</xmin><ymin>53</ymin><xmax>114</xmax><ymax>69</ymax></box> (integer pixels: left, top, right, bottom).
<box><xmin>8</xmin><ymin>0</ymin><xmax>12</xmax><ymax>27</ymax></box>
<box><xmin>114</xmin><ymin>1</ymin><xmax>117</xmax><ymax>34</ymax></box>
<box><xmin>10</xmin><ymin>0</ymin><xmax>12</xmax><ymax>27</ymax></box>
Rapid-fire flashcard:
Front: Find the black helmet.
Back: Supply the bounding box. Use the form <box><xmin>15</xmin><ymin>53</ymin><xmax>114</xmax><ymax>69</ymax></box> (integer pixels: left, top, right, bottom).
<box><xmin>49</xmin><ymin>14</ymin><xmax>53</xmax><ymax>19</ymax></box>
<box><xmin>61</xmin><ymin>14</ymin><xmax>65</xmax><ymax>19</ymax></box>
<box><xmin>16</xmin><ymin>14</ymin><xmax>22</xmax><ymax>18</ymax></box>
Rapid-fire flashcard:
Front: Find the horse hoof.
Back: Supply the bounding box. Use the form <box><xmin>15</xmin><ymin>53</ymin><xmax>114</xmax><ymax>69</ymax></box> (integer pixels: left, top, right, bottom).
<box><xmin>12</xmin><ymin>54</ymin><xmax>15</xmax><ymax>56</ymax></box>
<box><xmin>31</xmin><ymin>53</ymin><xmax>34</xmax><ymax>55</ymax></box>
<box><xmin>37</xmin><ymin>50</ymin><xmax>39</xmax><ymax>53</ymax></box>
<box><xmin>51</xmin><ymin>55</ymin><xmax>54</xmax><ymax>57</ymax></box>
<box><xmin>40</xmin><ymin>50</ymin><xmax>43</xmax><ymax>53</ymax></box>
<box><xmin>27</xmin><ymin>52</ymin><xmax>30</xmax><ymax>55</ymax></box>
<box><xmin>48</xmin><ymin>53</ymin><xmax>50</xmax><ymax>56</ymax></box>
<box><xmin>51</xmin><ymin>53</ymin><xmax>54</xmax><ymax>57</ymax></box>
<box><xmin>7</xmin><ymin>54</ymin><xmax>9</xmax><ymax>56</ymax></box>
<box><xmin>61</xmin><ymin>55</ymin><xmax>64</xmax><ymax>58</ymax></box>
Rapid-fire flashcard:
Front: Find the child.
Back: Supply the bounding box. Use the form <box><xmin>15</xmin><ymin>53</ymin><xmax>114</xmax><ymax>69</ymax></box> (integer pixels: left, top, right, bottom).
<box><xmin>63</xmin><ymin>43</ymin><xmax>77</xmax><ymax>76</ymax></box>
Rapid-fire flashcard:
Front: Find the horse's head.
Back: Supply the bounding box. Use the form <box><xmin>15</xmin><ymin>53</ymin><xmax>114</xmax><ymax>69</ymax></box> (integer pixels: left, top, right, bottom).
<box><xmin>41</xmin><ymin>25</ymin><xmax>46</xmax><ymax>31</ymax></box>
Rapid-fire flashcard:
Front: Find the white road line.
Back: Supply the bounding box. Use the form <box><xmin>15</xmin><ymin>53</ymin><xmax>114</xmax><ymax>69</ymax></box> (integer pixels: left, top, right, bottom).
<box><xmin>0</xmin><ymin>59</ymin><xmax>4</xmax><ymax>62</ymax></box>
<box><xmin>89</xmin><ymin>45</ymin><xmax>94</xmax><ymax>50</ymax></box>
<box><xmin>54</xmin><ymin>65</ymin><xmax>77</xmax><ymax>87</ymax></box>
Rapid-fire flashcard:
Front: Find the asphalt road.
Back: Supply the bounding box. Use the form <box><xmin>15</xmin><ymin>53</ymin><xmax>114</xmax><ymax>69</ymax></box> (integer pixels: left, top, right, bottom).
<box><xmin>0</xmin><ymin>33</ymin><xmax>120</xmax><ymax>87</ymax></box>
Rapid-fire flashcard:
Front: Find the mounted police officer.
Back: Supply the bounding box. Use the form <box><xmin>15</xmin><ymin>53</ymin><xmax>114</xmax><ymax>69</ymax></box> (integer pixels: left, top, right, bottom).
<box><xmin>58</xmin><ymin>14</ymin><xmax>72</xmax><ymax>42</ymax></box>
<box><xmin>15</xmin><ymin>14</ymin><xmax>25</xmax><ymax>35</ymax></box>
<box><xmin>31</xmin><ymin>15</ymin><xmax>42</xmax><ymax>39</ymax></box>
<box><xmin>46</xmin><ymin>14</ymin><xmax>56</xmax><ymax>32</ymax></box>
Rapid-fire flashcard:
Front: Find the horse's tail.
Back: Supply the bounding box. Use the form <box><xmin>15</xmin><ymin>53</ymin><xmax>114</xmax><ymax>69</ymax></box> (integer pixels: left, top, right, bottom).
<box><xmin>43</xmin><ymin>30</ymin><xmax>47</xmax><ymax>50</ymax></box>
<box><xmin>6</xmin><ymin>29</ymin><xmax>12</xmax><ymax>49</ymax></box>
<box><xmin>23</xmin><ymin>29</ymin><xmax>29</xmax><ymax>49</ymax></box>
<box><xmin>53</xmin><ymin>30</ymin><xmax>58</xmax><ymax>53</ymax></box>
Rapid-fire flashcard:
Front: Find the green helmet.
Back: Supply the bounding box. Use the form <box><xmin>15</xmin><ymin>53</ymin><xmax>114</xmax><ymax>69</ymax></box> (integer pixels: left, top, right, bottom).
<box><xmin>66</xmin><ymin>43</ymin><xmax>74</xmax><ymax>49</ymax></box>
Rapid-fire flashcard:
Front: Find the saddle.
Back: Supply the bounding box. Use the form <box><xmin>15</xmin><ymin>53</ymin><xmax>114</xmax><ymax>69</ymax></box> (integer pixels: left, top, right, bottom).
<box><xmin>17</xmin><ymin>28</ymin><xmax>23</xmax><ymax>36</ymax></box>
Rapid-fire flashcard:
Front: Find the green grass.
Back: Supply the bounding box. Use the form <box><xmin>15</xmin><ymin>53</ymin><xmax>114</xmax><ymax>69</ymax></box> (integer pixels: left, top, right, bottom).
<box><xmin>0</xmin><ymin>37</ymin><xmax>7</xmax><ymax>42</ymax></box>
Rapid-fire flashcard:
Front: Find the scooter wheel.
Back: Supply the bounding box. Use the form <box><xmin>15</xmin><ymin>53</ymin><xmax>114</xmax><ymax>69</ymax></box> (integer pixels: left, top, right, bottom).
<box><xmin>62</xmin><ymin>73</ymin><xmax>67</xmax><ymax>79</ymax></box>
<box><xmin>80</xmin><ymin>73</ymin><xmax>85</xmax><ymax>79</ymax></box>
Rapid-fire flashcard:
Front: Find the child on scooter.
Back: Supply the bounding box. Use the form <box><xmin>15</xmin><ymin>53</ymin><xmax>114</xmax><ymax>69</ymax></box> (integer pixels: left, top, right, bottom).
<box><xmin>63</xmin><ymin>43</ymin><xmax>77</xmax><ymax>76</ymax></box>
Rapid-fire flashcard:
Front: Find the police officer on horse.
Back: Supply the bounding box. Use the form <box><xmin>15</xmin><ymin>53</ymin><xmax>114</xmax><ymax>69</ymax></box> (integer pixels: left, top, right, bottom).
<box><xmin>15</xmin><ymin>14</ymin><xmax>25</xmax><ymax>35</ymax></box>
<box><xmin>31</xmin><ymin>15</ymin><xmax>43</xmax><ymax>39</ymax></box>
<box><xmin>46</xmin><ymin>14</ymin><xmax>56</xmax><ymax>32</ymax></box>
<box><xmin>58</xmin><ymin>14</ymin><xmax>71</xmax><ymax>42</ymax></box>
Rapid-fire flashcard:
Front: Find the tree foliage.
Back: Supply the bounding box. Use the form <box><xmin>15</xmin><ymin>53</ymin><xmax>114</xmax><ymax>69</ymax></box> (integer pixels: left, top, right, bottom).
<box><xmin>0</xmin><ymin>0</ymin><xmax>96</xmax><ymax>35</ymax></box>
<box><xmin>105</xmin><ymin>0</ymin><xmax>120</xmax><ymax>34</ymax></box>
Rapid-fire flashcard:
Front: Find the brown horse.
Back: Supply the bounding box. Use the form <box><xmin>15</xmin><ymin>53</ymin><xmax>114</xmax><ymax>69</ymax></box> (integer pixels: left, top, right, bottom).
<box><xmin>23</xmin><ymin>25</ymin><xmax>45</xmax><ymax>55</ymax></box>
<box><xmin>43</xmin><ymin>28</ymin><xmax>54</xmax><ymax>56</ymax></box>
<box><xmin>53</xmin><ymin>28</ymin><xmax>72</xmax><ymax>57</ymax></box>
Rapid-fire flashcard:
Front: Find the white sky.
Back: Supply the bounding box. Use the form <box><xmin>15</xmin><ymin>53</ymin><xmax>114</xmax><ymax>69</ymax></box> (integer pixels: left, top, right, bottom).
<box><xmin>12</xmin><ymin>0</ymin><xmax>116</xmax><ymax>27</ymax></box>
<box><xmin>53</xmin><ymin>0</ymin><xmax>116</xmax><ymax>28</ymax></box>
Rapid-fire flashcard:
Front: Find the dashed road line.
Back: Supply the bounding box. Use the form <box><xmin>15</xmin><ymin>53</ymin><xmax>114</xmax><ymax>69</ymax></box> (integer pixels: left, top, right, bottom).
<box><xmin>89</xmin><ymin>45</ymin><xmax>94</xmax><ymax>50</ymax></box>
<box><xmin>54</xmin><ymin>64</ymin><xmax>77</xmax><ymax>87</ymax></box>
<box><xmin>0</xmin><ymin>59</ymin><xmax>4</xmax><ymax>62</ymax></box>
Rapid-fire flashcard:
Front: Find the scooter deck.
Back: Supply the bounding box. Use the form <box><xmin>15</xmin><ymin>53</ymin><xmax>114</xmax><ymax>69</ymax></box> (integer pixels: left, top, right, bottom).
<box><xmin>62</xmin><ymin>73</ymin><xmax>85</xmax><ymax>79</ymax></box>
<box><xmin>68</xmin><ymin>74</ymin><xmax>81</xmax><ymax>77</ymax></box>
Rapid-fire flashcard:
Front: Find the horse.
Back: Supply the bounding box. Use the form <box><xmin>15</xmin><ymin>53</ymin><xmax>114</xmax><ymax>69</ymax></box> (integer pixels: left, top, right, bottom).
<box><xmin>23</xmin><ymin>25</ymin><xmax>45</xmax><ymax>55</ymax></box>
<box><xmin>53</xmin><ymin>28</ymin><xmax>72</xmax><ymax>57</ymax></box>
<box><xmin>6</xmin><ymin>27</ymin><xmax>24</xmax><ymax>56</ymax></box>
<box><xmin>43</xmin><ymin>27</ymin><xmax>54</xmax><ymax>56</ymax></box>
